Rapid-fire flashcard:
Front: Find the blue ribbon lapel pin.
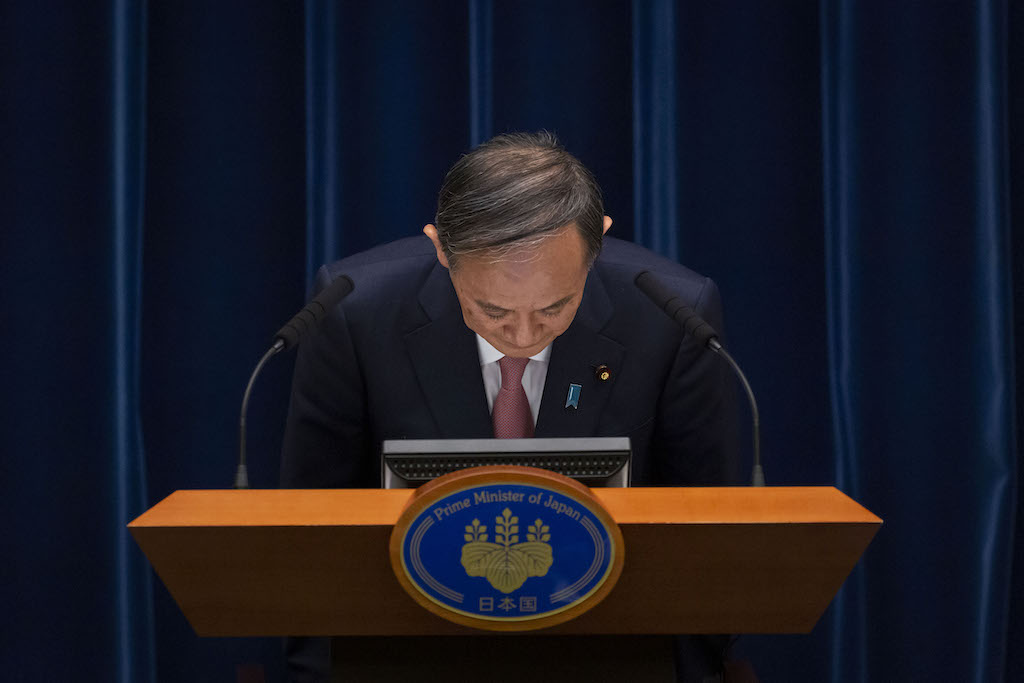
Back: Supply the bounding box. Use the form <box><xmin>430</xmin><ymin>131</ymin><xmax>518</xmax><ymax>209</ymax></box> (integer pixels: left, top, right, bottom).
<box><xmin>565</xmin><ymin>383</ymin><xmax>582</xmax><ymax>409</ymax></box>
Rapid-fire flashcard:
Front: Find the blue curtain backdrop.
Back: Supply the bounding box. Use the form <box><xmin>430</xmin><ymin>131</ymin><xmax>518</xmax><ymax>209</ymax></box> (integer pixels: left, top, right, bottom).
<box><xmin>2</xmin><ymin>1</ymin><xmax>1020</xmax><ymax>682</ymax></box>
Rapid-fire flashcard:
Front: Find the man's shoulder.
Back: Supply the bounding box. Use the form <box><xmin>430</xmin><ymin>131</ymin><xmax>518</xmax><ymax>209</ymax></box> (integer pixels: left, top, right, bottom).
<box><xmin>320</xmin><ymin>234</ymin><xmax>704</xmax><ymax>285</ymax></box>
<box><xmin>313</xmin><ymin>235</ymin><xmax>439</xmax><ymax>304</ymax></box>
<box><xmin>312</xmin><ymin>236</ymin><xmax>441</xmax><ymax>335</ymax></box>
<box><xmin>596</xmin><ymin>237</ymin><xmax>715</xmax><ymax>303</ymax></box>
<box><xmin>321</xmin><ymin>235</ymin><xmax>435</xmax><ymax>280</ymax></box>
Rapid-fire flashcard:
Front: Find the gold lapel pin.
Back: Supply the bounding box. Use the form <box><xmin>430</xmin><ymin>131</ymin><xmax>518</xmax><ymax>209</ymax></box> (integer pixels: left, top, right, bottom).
<box><xmin>594</xmin><ymin>364</ymin><xmax>611</xmax><ymax>382</ymax></box>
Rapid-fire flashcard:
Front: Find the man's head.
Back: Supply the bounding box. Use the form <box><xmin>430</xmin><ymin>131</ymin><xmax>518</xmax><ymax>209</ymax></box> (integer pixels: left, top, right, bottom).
<box><xmin>427</xmin><ymin>131</ymin><xmax>605</xmax><ymax>270</ymax></box>
<box><xmin>423</xmin><ymin>132</ymin><xmax>612</xmax><ymax>357</ymax></box>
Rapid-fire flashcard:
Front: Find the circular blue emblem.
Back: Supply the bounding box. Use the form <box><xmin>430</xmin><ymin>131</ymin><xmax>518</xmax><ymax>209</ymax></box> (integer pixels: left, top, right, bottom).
<box><xmin>396</xmin><ymin>478</ymin><xmax>619</xmax><ymax>626</ymax></box>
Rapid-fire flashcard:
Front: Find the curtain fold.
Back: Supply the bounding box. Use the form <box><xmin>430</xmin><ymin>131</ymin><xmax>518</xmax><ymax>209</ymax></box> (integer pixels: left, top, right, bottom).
<box><xmin>301</xmin><ymin>0</ymin><xmax>470</xmax><ymax>268</ymax></box>
<box><xmin>632</xmin><ymin>0</ymin><xmax>679</xmax><ymax>260</ymax></box>
<box><xmin>1</xmin><ymin>1</ymin><xmax>155</xmax><ymax>680</ymax></box>
<box><xmin>468</xmin><ymin>0</ymin><xmax>493</xmax><ymax>146</ymax></box>
<box><xmin>821</xmin><ymin>1</ymin><xmax>1017</xmax><ymax>681</ymax></box>
<box><xmin>969</xmin><ymin>3</ymin><xmax>1016</xmax><ymax>681</ymax></box>
<box><xmin>821</xmin><ymin>2</ymin><xmax>867</xmax><ymax>679</ymax></box>
<box><xmin>305</xmin><ymin>0</ymin><xmax>341</xmax><ymax>288</ymax></box>
<box><xmin>111</xmin><ymin>2</ymin><xmax>156</xmax><ymax>681</ymax></box>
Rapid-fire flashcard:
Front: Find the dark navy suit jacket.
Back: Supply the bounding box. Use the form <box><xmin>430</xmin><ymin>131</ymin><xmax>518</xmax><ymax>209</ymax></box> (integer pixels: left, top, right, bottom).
<box><xmin>281</xmin><ymin>235</ymin><xmax>738</xmax><ymax>490</ymax></box>
<box><xmin>279</xmin><ymin>235</ymin><xmax>739</xmax><ymax>682</ymax></box>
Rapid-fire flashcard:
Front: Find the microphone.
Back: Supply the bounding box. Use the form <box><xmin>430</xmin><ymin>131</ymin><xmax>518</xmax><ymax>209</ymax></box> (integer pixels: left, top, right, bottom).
<box><xmin>235</xmin><ymin>275</ymin><xmax>354</xmax><ymax>488</ymax></box>
<box><xmin>635</xmin><ymin>271</ymin><xmax>764</xmax><ymax>486</ymax></box>
<box><xmin>275</xmin><ymin>275</ymin><xmax>355</xmax><ymax>350</ymax></box>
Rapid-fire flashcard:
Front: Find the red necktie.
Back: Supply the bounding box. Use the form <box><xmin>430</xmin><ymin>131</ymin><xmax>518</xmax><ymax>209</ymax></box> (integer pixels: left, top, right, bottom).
<box><xmin>492</xmin><ymin>356</ymin><xmax>534</xmax><ymax>438</ymax></box>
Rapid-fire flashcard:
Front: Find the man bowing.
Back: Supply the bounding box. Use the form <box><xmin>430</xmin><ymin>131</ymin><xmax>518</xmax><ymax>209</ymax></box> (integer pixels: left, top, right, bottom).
<box><xmin>282</xmin><ymin>131</ymin><xmax>738</xmax><ymax>681</ymax></box>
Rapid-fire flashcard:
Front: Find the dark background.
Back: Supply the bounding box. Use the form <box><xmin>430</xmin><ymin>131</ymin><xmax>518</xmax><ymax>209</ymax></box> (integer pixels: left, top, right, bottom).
<box><xmin>2</xmin><ymin>1</ymin><xmax>1020</xmax><ymax>681</ymax></box>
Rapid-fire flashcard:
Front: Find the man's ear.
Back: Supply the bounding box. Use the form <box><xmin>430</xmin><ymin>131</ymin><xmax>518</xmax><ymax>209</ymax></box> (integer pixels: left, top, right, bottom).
<box><xmin>423</xmin><ymin>224</ymin><xmax>450</xmax><ymax>269</ymax></box>
<box><xmin>602</xmin><ymin>215</ymin><xmax>613</xmax><ymax>235</ymax></box>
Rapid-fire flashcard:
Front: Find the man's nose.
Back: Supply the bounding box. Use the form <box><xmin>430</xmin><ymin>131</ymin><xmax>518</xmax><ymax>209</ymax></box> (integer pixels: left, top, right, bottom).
<box><xmin>504</xmin><ymin>316</ymin><xmax>543</xmax><ymax>347</ymax></box>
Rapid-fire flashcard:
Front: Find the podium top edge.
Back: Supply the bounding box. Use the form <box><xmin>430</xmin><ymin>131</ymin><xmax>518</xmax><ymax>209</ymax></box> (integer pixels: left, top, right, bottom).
<box><xmin>128</xmin><ymin>486</ymin><xmax>881</xmax><ymax>529</ymax></box>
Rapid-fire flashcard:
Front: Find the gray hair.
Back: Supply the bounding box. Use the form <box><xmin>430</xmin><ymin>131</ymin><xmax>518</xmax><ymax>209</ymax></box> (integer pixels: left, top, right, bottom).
<box><xmin>433</xmin><ymin>131</ymin><xmax>604</xmax><ymax>270</ymax></box>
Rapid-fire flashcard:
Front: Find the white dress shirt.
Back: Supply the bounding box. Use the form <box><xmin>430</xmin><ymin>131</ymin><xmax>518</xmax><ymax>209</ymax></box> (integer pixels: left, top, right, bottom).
<box><xmin>476</xmin><ymin>334</ymin><xmax>551</xmax><ymax>426</ymax></box>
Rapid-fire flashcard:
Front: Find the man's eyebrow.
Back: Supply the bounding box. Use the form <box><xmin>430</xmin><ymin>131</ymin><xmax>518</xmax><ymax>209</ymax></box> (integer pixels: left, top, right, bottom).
<box><xmin>540</xmin><ymin>295</ymin><xmax>574</xmax><ymax>311</ymax></box>
<box><xmin>476</xmin><ymin>300</ymin><xmax>511</xmax><ymax>313</ymax></box>
<box><xmin>475</xmin><ymin>294</ymin><xmax>576</xmax><ymax>313</ymax></box>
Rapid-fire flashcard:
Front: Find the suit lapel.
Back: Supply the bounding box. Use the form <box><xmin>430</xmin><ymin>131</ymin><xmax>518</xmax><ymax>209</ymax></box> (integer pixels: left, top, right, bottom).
<box><xmin>404</xmin><ymin>263</ymin><xmax>493</xmax><ymax>438</ymax></box>
<box><xmin>535</xmin><ymin>270</ymin><xmax>624</xmax><ymax>438</ymax></box>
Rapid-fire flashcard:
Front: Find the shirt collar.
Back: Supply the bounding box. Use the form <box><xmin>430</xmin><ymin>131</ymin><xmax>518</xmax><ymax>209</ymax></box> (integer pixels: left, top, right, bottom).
<box><xmin>475</xmin><ymin>334</ymin><xmax>551</xmax><ymax>365</ymax></box>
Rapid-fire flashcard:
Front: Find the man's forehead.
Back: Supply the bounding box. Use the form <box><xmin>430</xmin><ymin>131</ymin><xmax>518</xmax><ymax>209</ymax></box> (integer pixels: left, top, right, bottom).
<box><xmin>457</xmin><ymin>223</ymin><xmax>583</xmax><ymax>266</ymax></box>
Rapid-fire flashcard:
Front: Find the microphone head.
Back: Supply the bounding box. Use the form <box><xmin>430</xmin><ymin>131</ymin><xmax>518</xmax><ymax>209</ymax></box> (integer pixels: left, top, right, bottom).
<box><xmin>634</xmin><ymin>271</ymin><xmax>670</xmax><ymax>301</ymax></box>
<box><xmin>318</xmin><ymin>274</ymin><xmax>355</xmax><ymax>307</ymax></box>
<box><xmin>275</xmin><ymin>274</ymin><xmax>354</xmax><ymax>350</ymax></box>
<box><xmin>635</xmin><ymin>271</ymin><xmax>718</xmax><ymax>348</ymax></box>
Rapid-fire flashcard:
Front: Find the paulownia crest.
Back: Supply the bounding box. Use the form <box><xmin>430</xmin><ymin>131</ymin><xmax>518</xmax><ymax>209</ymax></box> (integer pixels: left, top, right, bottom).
<box><xmin>461</xmin><ymin>508</ymin><xmax>553</xmax><ymax>594</ymax></box>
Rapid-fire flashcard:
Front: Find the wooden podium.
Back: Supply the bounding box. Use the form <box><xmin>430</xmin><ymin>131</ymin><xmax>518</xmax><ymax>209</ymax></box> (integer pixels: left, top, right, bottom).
<box><xmin>130</xmin><ymin>485</ymin><xmax>880</xmax><ymax>679</ymax></box>
<box><xmin>130</xmin><ymin>486</ymin><xmax>879</xmax><ymax>680</ymax></box>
